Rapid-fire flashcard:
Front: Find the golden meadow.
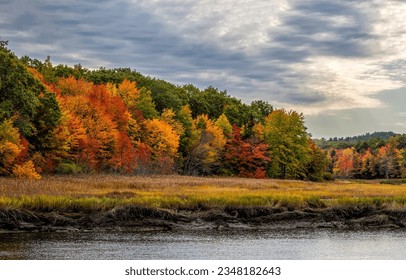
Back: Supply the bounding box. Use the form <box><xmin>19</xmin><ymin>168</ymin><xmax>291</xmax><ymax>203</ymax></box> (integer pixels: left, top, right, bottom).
<box><xmin>1</xmin><ymin>175</ymin><xmax>406</xmax><ymax>212</ymax></box>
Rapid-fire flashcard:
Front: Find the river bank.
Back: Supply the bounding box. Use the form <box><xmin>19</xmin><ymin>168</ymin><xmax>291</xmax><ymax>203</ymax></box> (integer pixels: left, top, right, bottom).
<box><xmin>1</xmin><ymin>204</ymin><xmax>406</xmax><ymax>232</ymax></box>
<box><xmin>1</xmin><ymin>175</ymin><xmax>406</xmax><ymax>232</ymax></box>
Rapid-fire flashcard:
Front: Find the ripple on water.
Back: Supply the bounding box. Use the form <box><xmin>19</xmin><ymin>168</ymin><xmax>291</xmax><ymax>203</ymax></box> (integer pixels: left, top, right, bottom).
<box><xmin>0</xmin><ymin>228</ymin><xmax>405</xmax><ymax>260</ymax></box>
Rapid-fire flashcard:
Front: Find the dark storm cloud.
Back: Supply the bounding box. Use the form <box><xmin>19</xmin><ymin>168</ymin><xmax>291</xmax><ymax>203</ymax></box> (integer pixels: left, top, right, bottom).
<box><xmin>259</xmin><ymin>46</ymin><xmax>311</xmax><ymax>62</ymax></box>
<box><xmin>1</xmin><ymin>0</ymin><xmax>175</xmax><ymax>67</ymax></box>
<box><xmin>271</xmin><ymin>1</ymin><xmax>377</xmax><ymax>58</ymax></box>
<box><xmin>294</xmin><ymin>1</ymin><xmax>354</xmax><ymax>15</ymax></box>
<box><xmin>9</xmin><ymin>12</ymin><xmax>40</xmax><ymax>29</ymax></box>
<box><xmin>0</xmin><ymin>0</ymin><xmax>402</xmax><ymax>112</ymax></box>
<box><xmin>288</xmin><ymin>91</ymin><xmax>327</xmax><ymax>104</ymax></box>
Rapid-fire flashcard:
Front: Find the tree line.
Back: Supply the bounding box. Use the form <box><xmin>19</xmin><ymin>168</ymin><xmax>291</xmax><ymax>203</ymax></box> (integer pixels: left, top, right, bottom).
<box><xmin>315</xmin><ymin>131</ymin><xmax>397</xmax><ymax>150</ymax></box>
<box><xmin>325</xmin><ymin>135</ymin><xmax>406</xmax><ymax>179</ymax></box>
<box><xmin>0</xmin><ymin>44</ymin><xmax>339</xmax><ymax>181</ymax></box>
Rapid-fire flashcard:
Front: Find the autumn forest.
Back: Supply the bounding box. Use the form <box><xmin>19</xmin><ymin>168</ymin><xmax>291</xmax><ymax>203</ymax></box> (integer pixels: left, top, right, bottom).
<box><xmin>1</xmin><ymin>42</ymin><xmax>406</xmax><ymax>181</ymax></box>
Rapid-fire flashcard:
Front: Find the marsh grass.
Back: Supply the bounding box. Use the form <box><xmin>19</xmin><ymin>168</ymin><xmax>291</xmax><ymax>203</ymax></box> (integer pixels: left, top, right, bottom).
<box><xmin>1</xmin><ymin>175</ymin><xmax>406</xmax><ymax>211</ymax></box>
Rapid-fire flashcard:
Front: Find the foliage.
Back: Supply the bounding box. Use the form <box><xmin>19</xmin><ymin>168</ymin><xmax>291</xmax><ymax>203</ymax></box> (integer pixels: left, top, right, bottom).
<box><xmin>215</xmin><ymin>114</ymin><xmax>233</xmax><ymax>136</ymax></box>
<box><xmin>12</xmin><ymin>160</ymin><xmax>41</xmax><ymax>179</ymax></box>
<box><xmin>0</xmin><ymin>46</ymin><xmax>58</xmax><ymax>138</ymax></box>
<box><xmin>110</xmin><ymin>131</ymin><xmax>138</xmax><ymax>173</ymax></box>
<box><xmin>315</xmin><ymin>131</ymin><xmax>397</xmax><ymax>150</ymax></box>
<box><xmin>0</xmin><ymin>45</ymin><xmax>339</xmax><ymax>180</ymax></box>
<box><xmin>183</xmin><ymin>115</ymin><xmax>226</xmax><ymax>175</ymax></box>
<box><xmin>223</xmin><ymin>125</ymin><xmax>270</xmax><ymax>178</ymax></box>
<box><xmin>0</xmin><ymin>119</ymin><xmax>22</xmax><ymax>175</ymax></box>
<box><xmin>263</xmin><ymin>109</ymin><xmax>311</xmax><ymax>179</ymax></box>
<box><xmin>57</xmin><ymin>76</ymin><xmax>92</xmax><ymax>96</ymax></box>
<box><xmin>189</xmin><ymin>86</ymin><xmax>229</xmax><ymax>119</ymax></box>
<box><xmin>249</xmin><ymin>100</ymin><xmax>273</xmax><ymax>123</ymax></box>
<box><xmin>305</xmin><ymin>141</ymin><xmax>329</xmax><ymax>181</ymax></box>
<box><xmin>143</xmin><ymin>118</ymin><xmax>180</xmax><ymax>159</ymax></box>
<box><xmin>55</xmin><ymin>162</ymin><xmax>83</xmax><ymax>174</ymax></box>
<box><xmin>116</xmin><ymin>79</ymin><xmax>140</xmax><ymax>111</ymax></box>
<box><xmin>328</xmin><ymin>137</ymin><xmax>406</xmax><ymax>180</ymax></box>
<box><xmin>135</xmin><ymin>87</ymin><xmax>158</xmax><ymax>119</ymax></box>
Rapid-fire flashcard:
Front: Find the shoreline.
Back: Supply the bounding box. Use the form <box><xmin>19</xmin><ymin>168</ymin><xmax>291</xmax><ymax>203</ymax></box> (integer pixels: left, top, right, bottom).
<box><xmin>1</xmin><ymin>205</ymin><xmax>406</xmax><ymax>233</ymax></box>
<box><xmin>2</xmin><ymin>175</ymin><xmax>406</xmax><ymax>233</ymax></box>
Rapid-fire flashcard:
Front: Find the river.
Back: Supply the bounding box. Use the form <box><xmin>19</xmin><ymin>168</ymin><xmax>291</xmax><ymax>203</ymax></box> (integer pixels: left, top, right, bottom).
<box><xmin>1</xmin><ymin>229</ymin><xmax>405</xmax><ymax>259</ymax></box>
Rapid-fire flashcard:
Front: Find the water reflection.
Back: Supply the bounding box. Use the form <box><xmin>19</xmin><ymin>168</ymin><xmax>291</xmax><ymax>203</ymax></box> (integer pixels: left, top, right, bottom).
<box><xmin>0</xmin><ymin>229</ymin><xmax>405</xmax><ymax>260</ymax></box>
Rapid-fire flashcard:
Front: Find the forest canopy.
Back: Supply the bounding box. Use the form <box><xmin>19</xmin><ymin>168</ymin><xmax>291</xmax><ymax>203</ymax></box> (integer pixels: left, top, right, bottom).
<box><xmin>1</xmin><ymin>44</ymin><xmax>406</xmax><ymax>180</ymax></box>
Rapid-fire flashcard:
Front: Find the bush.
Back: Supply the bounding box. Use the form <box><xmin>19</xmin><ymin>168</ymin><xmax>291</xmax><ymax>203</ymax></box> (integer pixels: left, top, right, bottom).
<box><xmin>12</xmin><ymin>161</ymin><xmax>41</xmax><ymax>179</ymax></box>
<box><xmin>55</xmin><ymin>162</ymin><xmax>83</xmax><ymax>174</ymax></box>
<box><xmin>380</xmin><ymin>179</ymin><xmax>406</xmax><ymax>185</ymax></box>
<box><xmin>322</xmin><ymin>172</ymin><xmax>334</xmax><ymax>181</ymax></box>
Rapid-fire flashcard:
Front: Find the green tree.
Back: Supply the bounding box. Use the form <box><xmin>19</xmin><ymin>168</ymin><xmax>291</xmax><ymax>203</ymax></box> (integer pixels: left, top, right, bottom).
<box><xmin>175</xmin><ymin>105</ymin><xmax>194</xmax><ymax>169</ymax></box>
<box><xmin>135</xmin><ymin>87</ymin><xmax>158</xmax><ymax>119</ymax></box>
<box><xmin>1</xmin><ymin>46</ymin><xmax>62</xmax><ymax>171</ymax></box>
<box><xmin>189</xmin><ymin>86</ymin><xmax>229</xmax><ymax>119</ymax></box>
<box><xmin>223</xmin><ymin>98</ymin><xmax>249</xmax><ymax>127</ymax></box>
<box><xmin>305</xmin><ymin>140</ymin><xmax>328</xmax><ymax>181</ymax></box>
<box><xmin>0</xmin><ymin>46</ymin><xmax>41</xmax><ymax>136</ymax></box>
<box><xmin>249</xmin><ymin>100</ymin><xmax>273</xmax><ymax>123</ymax></box>
<box><xmin>0</xmin><ymin>38</ymin><xmax>8</xmax><ymax>48</ymax></box>
<box><xmin>263</xmin><ymin>109</ymin><xmax>310</xmax><ymax>179</ymax></box>
<box><xmin>215</xmin><ymin>114</ymin><xmax>233</xmax><ymax>136</ymax></box>
<box><xmin>28</xmin><ymin>91</ymin><xmax>62</xmax><ymax>151</ymax></box>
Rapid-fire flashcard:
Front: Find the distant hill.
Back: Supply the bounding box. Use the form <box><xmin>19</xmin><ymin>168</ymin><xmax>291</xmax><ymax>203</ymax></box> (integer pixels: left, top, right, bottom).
<box><xmin>326</xmin><ymin>131</ymin><xmax>397</xmax><ymax>142</ymax></box>
<box><xmin>314</xmin><ymin>131</ymin><xmax>398</xmax><ymax>149</ymax></box>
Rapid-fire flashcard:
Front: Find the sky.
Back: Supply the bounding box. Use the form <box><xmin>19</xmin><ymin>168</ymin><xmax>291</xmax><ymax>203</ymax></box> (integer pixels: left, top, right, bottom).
<box><xmin>1</xmin><ymin>0</ymin><xmax>406</xmax><ymax>138</ymax></box>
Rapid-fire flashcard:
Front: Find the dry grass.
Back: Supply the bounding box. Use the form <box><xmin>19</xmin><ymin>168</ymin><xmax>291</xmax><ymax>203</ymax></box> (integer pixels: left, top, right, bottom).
<box><xmin>1</xmin><ymin>175</ymin><xmax>406</xmax><ymax>210</ymax></box>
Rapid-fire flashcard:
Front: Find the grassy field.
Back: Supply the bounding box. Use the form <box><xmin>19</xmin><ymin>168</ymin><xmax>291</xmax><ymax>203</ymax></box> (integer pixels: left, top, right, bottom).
<box><xmin>1</xmin><ymin>175</ymin><xmax>406</xmax><ymax>211</ymax></box>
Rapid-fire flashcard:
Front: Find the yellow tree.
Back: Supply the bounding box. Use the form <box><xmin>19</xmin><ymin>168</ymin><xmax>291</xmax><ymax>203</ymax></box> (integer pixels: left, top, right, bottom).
<box><xmin>143</xmin><ymin>118</ymin><xmax>180</xmax><ymax>173</ymax></box>
<box><xmin>360</xmin><ymin>148</ymin><xmax>376</xmax><ymax>179</ymax></box>
<box><xmin>57</xmin><ymin>76</ymin><xmax>93</xmax><ymax>96</ymax></box>
<box><xmin>183</xmin><ymin>114</ymin><xmax>226</xmax><ymax>175</ymax></box>
<box><xmin>0</xmin><ymin>119</ymin><xmax>22</xmax><ymax>175</ymax></box>
<box><xmin>0</xmin><ymin>119</ymin><xmax>41</xmax><ymax>179</ymax></box>
<box><xmin>252</xmin><ymin>123</ymin><xmax>265</xmax><ymax>142</ymax></box>
<box><xmin>143</xmin><ymin>119</ymin><xmax>179</xmax><ymax>158</ymax></box>
<box><xmin>55</xmin><ymin>107</ymin><xmax>89</xmax><ymax>172</ymax></box>
<box><xmin>56</xmin><ymin>79</ymin><xmax>120</xmax><ymax>171</ymax></box>
<box><xmin>161</xmin><ymin>108</ymin><xmax>185</xmax><ymax>137</ymax></box>
<box><xmin>12</xmin><ymin>160</ymin><xmax>41</xmax><ymax>179</ymax></box>
<box><xmin>117</xmin><ymin>79</ymin><xmax>140</xmax><ymax>112</ymax></box>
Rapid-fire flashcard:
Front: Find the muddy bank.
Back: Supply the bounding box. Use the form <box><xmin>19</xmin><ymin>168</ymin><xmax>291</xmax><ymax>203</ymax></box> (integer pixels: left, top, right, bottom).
<box><xmin>1</xmin><ymin>205</ymin><xmax>406</xmax><ymax>232</ymax></box>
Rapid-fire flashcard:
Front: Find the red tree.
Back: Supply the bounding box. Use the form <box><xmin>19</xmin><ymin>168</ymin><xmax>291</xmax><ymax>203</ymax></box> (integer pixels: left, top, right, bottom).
<box><xmin>224</xmin><ymin>125</ymin><xmax>270</xmax><ymax>178</ymax></box>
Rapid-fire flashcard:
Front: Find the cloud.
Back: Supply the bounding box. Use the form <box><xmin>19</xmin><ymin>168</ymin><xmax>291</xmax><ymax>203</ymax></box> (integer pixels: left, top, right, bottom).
<box><xmin>1</xmin><ymin>0</ymin><xmax>406</xmax><ymax>118</ymax></box>
<box><xmin>395</xmin><ymin>122</ymin><xmax>406</xmax><ymax>128</ymax></box>
<box><xmin>127</xmin><ymin>0</ymin><xmax>406</xmax><ymax>113</ymax></box>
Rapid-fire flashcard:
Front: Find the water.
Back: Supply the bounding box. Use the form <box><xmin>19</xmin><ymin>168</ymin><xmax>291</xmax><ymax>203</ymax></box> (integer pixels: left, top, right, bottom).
<box><xmin>1</xmin><ymin>229</ymin><xmax>406</xmax><ymax>260</ymax></box>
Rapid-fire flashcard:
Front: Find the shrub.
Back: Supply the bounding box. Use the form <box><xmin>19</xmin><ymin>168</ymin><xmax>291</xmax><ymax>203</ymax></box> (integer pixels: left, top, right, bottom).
<box><xmin>322</xmin><ymin>172</ymin><xmax>334</xmax><ymax>181</ymax></box>
<box><xmin>56</xmin><ymin>162</ymin><xmax>83</xmax><ymax>174</ymax></box>
<box><xmin>12</xmin><ymin>160</ymin><xmax>41</xmax><ymax>179</ymax></box>
<box><xmin>380</xmin><ymin>179</ymin><xmax>406</xmax><ymax>185</ymax></box>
